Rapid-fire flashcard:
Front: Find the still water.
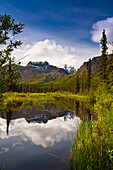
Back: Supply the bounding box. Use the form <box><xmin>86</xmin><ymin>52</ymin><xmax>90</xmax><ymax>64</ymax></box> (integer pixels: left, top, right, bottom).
<box><xmin>0</xmin><ymin>99</ymin><xmax>90</xmax><ymax>170</ymax></box>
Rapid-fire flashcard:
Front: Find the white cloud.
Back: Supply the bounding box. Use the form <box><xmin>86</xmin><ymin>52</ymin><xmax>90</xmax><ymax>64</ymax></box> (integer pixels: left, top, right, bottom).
<box><xmin>13</xmin><ymin>39</ymin><xmax>99</xmax><ymax>69</ymax></box>
<box><xmin>91</xmin><ymin>17</ymin><xmax>113</xmax><ymax>43</ymax></box>
<box><xmin>91</xmin><ymin>17</ymin><xmax>113</xmax><ymax>54</ymax></box>
<box><xmin>106</xmin><ymin>43</ymin><xmax>113</xmax><ymax>54</ymax></box>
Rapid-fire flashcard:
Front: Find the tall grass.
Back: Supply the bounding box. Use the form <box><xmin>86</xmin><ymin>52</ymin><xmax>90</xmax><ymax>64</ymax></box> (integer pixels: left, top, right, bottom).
<box><xmin>70</xmin><ymin>109</ymin><xmax>113</xmax><ymax>169</ymax></box>
<box><xmin>70</xmin><ymin>85</ymin><xmax>113</xmax><ymax>170</ymax></box>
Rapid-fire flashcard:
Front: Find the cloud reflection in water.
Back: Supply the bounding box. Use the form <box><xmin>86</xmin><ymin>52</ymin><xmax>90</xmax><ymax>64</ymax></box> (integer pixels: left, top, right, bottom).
<box><xmin>0</xmin><ymin>114</ymin><xmax>80</xmax><ymax>148</ymax></box>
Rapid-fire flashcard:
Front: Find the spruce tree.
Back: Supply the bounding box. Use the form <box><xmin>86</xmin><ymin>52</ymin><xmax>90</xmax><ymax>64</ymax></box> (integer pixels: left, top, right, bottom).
<box><xmin>99</xmin><ymin>29</ymin><xmax>108</xmax><ymax>82</ymax></box>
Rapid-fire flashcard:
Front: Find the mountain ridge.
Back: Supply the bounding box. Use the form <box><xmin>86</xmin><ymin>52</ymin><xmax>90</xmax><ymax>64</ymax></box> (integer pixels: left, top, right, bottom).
<box><xmin>18</xmin><ymin>56</ymin><xmax>100</xmax><ymax>84</ymax></box>
<box><xmin>78</xmin><ymin>56</ymin><xmax>100</xmax><ymax>74</ymax></box>
<box><xmin>18</xmin><ymin>61</ymin><xmax>73</xmax><ymax>83</ymax></box>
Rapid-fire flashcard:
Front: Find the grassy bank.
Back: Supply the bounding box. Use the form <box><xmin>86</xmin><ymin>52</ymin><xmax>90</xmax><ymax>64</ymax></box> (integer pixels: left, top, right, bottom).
<box><xmin>2</xmin><ymin>92</ymin><xmax>87</xmax><ymax>107</ymax></box>
<box><xmin>70</xmin><ymin>109</ymin><xmax>113</xmax><ymax>169</ymax></box>
<box><xmin>70</xmin><ymin>86</ymin><xmax>113</xmax><ymax>170</ymax></box>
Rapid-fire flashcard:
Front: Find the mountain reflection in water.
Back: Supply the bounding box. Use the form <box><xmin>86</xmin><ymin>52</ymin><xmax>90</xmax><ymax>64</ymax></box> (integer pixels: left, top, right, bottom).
<box><xmin>0</xmin><ymin>101</ymin><xmax>88</xmax><ymax>170</ymax></box>
<box><xmin>0</xmin><ymin>103</ymin><xmax>79</xmax><ymax>136</ymax></box>
<box><xmin>0</xmin><ymin>114</ymin><xmax>80</xmax><ymax>147</ymax></box>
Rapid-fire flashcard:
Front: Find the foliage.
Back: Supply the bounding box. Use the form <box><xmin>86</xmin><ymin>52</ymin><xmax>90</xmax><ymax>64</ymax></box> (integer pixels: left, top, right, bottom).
<box><xmin>0</xmin><ymin>13</ymin><xmax>24</xmax><ymax>94</ymax></box>
<box><xmin>70</xmin><ymin>80</ymin><xmax>113</xmax><ymax>167</ymax></box>
<box><xmin>70</xmin><ymin>109</ymin><xmax>113</xmax><ymax>170</ymax></box>
<box><xmin>70</xmin><ymin>86</ymin><xmax>113</xmax><ymax>169</ymax></box>
<box><xmin>94</xmin><ymin>83</ymin><xmax>113</xmax><ymax>111</ymax></box>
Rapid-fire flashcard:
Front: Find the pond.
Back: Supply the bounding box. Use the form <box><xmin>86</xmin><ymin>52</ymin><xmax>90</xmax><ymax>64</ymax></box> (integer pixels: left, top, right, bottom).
<box><xmin>0</xmin><ymin>98</ymin><xmax>91</xmax><ymax>170</ymax></box>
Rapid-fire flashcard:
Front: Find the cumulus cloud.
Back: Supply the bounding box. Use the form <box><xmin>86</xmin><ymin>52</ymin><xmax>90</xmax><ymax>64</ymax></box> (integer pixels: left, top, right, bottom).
<box><xmin>91</xmin><ymin>17</ymin><xmax>113</xmax><ymax>43</ymax></box>
<box><xmin>12</xmin><ymin>39</ymin><xmax>99</xmax><ymax>69</ymax></box>
<box><xmin>91</xmin><ymin>17</ymin><xmax>113</xmax><ymax>54</ymax></box>
<box><xmin>13</xmin><ymin>39</ymin><xmax>78</xmax><ymax>68</ymax></box>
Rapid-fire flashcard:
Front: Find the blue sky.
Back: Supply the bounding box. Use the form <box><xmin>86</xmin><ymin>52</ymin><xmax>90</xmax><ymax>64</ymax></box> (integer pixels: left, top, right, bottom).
<box><xmin>1</xmin><ymin>0</ymin><xmax>113</xmax><ymax>68</ymax></box>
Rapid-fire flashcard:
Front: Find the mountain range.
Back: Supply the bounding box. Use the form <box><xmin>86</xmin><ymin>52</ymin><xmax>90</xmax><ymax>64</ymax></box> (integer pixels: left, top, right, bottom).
<box><xmin>18</xmin><ymin>56</ymin><xmax>100</xmax><ymax>84</ymax></box>
<box><xmin>18</xmin><ymin>61</ymin><xmax>76</xmax><ymax>84</ymax></box>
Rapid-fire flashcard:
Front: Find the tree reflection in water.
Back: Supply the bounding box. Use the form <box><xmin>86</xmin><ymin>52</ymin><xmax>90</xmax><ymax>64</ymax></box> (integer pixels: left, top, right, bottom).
<box><xmin>0</xmin><ymin>97</ymin><xmax>94</xmax><ymax>136</ymax></box>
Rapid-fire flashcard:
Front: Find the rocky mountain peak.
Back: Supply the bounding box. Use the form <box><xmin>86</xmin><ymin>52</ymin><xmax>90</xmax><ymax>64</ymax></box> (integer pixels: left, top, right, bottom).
<box><xmin>78</xmin><ymin>56</ymin><xmax>100</xmax><ymax>74</ymax></box>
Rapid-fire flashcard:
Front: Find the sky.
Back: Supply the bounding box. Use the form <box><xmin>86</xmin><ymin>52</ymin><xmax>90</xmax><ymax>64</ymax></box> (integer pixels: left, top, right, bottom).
<box><xmin>1</xmin><ymin>0</ymin><xmax>113</xmax><ymax>69</ymax></box>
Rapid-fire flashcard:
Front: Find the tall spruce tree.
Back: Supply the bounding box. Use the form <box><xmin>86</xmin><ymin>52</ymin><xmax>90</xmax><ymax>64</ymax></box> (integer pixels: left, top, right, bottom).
<box><xmin>99</xmin><ymin>29</ymin><xmax>108</xmax><ymax>82</ymax></box>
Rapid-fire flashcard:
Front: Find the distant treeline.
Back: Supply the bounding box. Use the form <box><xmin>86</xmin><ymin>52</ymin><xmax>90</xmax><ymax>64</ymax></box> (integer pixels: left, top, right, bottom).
<box><xmin>11</xmin><ymin>71</ymin><xmax>98</xmax><ymax>94</ymax></box>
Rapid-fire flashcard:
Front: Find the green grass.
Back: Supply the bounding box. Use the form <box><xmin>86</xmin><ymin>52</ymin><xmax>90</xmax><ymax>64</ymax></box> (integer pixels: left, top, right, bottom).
<box><xmin>3</xmin><ymin>92</ymin><xmax>54</xmax><ymax>107</ymax></box>
<box><xmin>70</xmin><ymin>109</ymin><xmax>113</xmax><ymax>170</ymax></box>
<box><xmin>70</xmin><ymin>85</ymin><xmax>113</xmax><ymax>170</ymax></box>
<box><xmin>2</xmin><ymin>92</ymin><xmax>87</xmax><ymax>110</ymax></box>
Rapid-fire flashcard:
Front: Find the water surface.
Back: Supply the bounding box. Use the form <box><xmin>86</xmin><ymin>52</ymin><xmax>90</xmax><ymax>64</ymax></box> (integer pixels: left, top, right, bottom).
<box><xmin>0</xmin><ymin>99</ymin><xmax>91</xmax><ymax>170</ymax></box>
